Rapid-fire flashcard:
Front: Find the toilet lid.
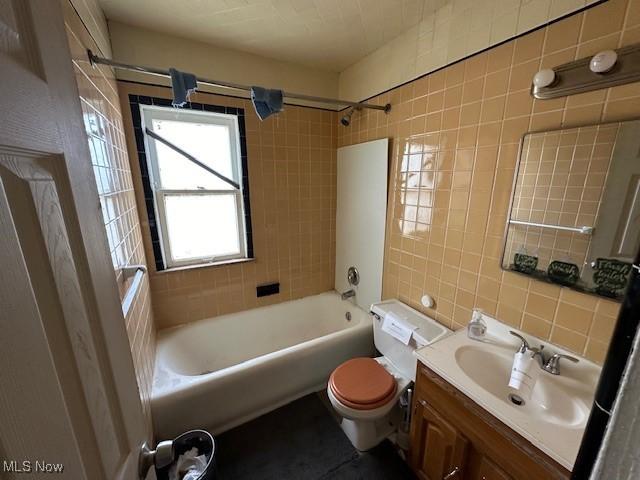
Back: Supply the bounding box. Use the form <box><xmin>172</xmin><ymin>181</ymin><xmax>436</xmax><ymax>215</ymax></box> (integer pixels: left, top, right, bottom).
<box><xmin>329</xmin><ymin>358</ymin><xmax>397</xmax><ymax>410</ymax></box>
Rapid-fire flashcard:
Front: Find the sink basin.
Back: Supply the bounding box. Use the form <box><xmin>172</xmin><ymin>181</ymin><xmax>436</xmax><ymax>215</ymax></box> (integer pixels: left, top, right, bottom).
<box><xmin>454</xmin><ymin>344</ymin><xmax>588</xmax><ymax>427</ymax></box>
<box><xmin>414</xmin><ymin>315</ymin><xmax>601</xmax><ymax>471</ymax></box>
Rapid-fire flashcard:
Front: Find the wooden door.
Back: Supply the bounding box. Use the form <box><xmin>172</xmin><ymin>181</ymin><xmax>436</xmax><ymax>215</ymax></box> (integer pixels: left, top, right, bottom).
<box><xmin>409</xmin><ymin>398</ymin><xmax>469</xmax><ymax>480</ymax></box>
<box><xmin>0</xmin><ymin>1</ymin><xmax>148</xmax><ymax>479</ymax></box>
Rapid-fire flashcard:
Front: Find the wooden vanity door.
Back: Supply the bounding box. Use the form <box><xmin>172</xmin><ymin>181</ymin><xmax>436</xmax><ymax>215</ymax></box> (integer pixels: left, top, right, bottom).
<box><xmin>469</xmin><ymin>456</ymin><xmax>513</xmax><ymax>480</ymax></box>
<box><xmin>409</xmin><ymin>398</ymin><xmax>469</xmax><ymax>480</ymax></box>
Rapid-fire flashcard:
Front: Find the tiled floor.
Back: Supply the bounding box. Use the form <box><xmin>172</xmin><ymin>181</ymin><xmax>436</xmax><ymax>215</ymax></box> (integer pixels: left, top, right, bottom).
<box><xmin>216</xmin><ymin>394</ymin><xmax>415</xmax><ymax>479</ymax></box>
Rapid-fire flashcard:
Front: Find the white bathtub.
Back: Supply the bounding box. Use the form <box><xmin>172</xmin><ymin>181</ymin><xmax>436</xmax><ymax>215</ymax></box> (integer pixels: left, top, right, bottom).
<box><xmin>151</xmin><ymin>291</ymin><xmax>374</xmax><ymax>438</ymax></box>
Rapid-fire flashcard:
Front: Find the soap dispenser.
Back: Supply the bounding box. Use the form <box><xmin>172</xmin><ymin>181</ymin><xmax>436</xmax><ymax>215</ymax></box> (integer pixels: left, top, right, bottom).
<box><xmin>467</xmin><ymin>308</ymin><xmax>487</xmax><ymax>340</ymax></box>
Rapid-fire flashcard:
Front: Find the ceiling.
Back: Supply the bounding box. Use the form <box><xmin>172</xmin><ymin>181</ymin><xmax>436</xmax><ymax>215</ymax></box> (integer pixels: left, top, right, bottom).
<box><xmin>98</xmin><ymin>0</ymin><xmax>448</xmax><ymax>72</ymax></box>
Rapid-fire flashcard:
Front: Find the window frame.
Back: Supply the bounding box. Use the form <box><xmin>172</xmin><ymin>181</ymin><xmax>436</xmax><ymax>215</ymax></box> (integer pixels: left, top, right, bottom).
<box><xmin>139</xmin><ymin>103</ymin><xmax>250</xmax><ymax>269</ymax></box>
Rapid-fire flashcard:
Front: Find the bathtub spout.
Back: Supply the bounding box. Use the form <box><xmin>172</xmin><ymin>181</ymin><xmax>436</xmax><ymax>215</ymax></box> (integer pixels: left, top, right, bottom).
<box><xmin>341</xmin><ymin>289</ymin><xmax>356</xmax><ymax>300</ymax></box>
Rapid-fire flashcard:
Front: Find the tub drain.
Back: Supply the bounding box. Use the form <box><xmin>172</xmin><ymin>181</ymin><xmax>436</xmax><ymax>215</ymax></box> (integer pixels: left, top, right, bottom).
<box><xmin>345</xmin><ymin>311</ymin><xmax>352</xmax><ymax>321</ymax></box>
<box><xmin>508</xmin><ymin>393</ymin><xmax>525</xmax><ymax>406</ymax></box>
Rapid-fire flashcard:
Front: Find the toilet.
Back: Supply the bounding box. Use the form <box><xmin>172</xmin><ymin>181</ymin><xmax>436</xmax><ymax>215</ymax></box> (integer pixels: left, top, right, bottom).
<box><xmin>327</xmin><ymin>299</ymin><xmax>449</xmax><ymax>451</ymax></box>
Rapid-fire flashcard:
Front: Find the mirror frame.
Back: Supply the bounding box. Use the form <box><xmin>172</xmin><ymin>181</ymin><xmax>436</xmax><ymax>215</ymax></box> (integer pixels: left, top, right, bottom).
<box><xmin>500</xmin><ymin>118</ymin><xmax>640</xmax><ymax>302</ymax></box>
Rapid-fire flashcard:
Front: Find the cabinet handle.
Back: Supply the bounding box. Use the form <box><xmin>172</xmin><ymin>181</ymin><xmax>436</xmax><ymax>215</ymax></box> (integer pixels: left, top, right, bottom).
<box><xmin>443</xmin><ymin>466</ymin><xmax>460</xmax><ymax>479</ymax></box>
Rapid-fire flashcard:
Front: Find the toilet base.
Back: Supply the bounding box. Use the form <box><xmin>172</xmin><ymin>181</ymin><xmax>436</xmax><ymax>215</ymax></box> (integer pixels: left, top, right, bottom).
<box><xmin>339</xmin><ymin>405</ymin><xmax>401</xmax><ymax>451</ymax></box>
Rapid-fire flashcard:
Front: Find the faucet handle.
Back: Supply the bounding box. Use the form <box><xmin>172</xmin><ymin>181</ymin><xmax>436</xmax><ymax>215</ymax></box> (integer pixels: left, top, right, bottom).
<box><xmin>509</xmin><ymin>331</ymin><xmax>530</xmax><ymax>353</ymax></box>
<box><xmin>543</xmin><ymin>353</ymin><xmax>579</xmax><ymax>375</ymax></box>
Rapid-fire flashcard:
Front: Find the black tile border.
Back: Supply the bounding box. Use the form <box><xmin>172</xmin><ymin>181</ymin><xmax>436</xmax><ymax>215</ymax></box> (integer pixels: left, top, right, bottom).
<box><xmin>128</xmin><ymin>94</ymin><xmax>254</xmax><ymax>271</ymax></box>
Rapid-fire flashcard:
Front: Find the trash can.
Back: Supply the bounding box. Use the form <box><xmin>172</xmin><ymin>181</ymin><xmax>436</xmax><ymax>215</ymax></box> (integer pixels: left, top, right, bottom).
<box><xmin>156</xmin><ymin>430</ymin><xmax>216</xmax><ymax>480</ymax></box>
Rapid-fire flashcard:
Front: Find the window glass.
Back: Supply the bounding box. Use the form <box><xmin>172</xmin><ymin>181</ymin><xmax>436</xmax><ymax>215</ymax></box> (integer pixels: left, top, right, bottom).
<box><xmin>140</xmin><ymin>105</ymin><xmax>249</xmax><ymax>268</ymax></box>
<box><xmin>152</xmin><ymin>118</ymin><xmax>235</xmax><ymax>190</ymax></box>
<box><xmin>163</xmin><ymin>194</ymin><xmax>240</xmax><ymax>261</ymax></box>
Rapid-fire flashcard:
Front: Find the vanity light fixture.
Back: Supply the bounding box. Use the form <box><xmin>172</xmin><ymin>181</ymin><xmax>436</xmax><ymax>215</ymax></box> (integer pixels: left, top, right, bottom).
<box><xmin>531</xmin><ymin>43</ymin><xmax>640</xmax><ymax>99</ymax></box>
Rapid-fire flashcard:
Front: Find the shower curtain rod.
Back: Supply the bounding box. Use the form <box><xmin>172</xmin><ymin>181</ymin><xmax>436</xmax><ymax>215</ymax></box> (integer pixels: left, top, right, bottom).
<box><xmin>87</xmin><ymin>50</ymin><xmax>391</xmax><ymax>113</ymax></box>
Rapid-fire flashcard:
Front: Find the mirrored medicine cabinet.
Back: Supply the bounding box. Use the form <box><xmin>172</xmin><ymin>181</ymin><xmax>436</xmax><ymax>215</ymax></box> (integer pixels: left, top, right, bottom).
<box><xmin>502</xmin><ymin>119</ymin><xmax>640</xmax><ymax>301</ymax></box>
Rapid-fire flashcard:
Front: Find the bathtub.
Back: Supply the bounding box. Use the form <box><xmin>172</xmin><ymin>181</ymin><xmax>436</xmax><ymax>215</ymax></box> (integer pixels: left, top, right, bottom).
<box><xmin>151</xmin><ymin>291</ymin><xmax>374</xmax><ymax>438</ymax></box>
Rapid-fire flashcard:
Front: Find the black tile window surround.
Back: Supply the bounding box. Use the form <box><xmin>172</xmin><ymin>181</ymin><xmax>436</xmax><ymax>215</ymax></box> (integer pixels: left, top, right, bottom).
<box><xmin>128</xmin><ymin>95</ymin><xmax>253</xmax><ymax>271</ymax></box>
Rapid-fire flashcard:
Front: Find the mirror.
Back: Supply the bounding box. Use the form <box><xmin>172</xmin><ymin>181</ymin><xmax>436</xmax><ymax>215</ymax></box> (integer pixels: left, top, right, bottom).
<box><xmin>502</xmin><ymin>119</ymin><xmax>640</xmax><ymax>301</ymax></box>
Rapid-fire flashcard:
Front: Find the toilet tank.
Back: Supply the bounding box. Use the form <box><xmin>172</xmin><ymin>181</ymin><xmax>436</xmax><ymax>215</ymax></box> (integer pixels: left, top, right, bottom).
<box><xmin>370</xmin><ymin>299</ymin><xmax>450</xmax><ymax>381</ymax></box>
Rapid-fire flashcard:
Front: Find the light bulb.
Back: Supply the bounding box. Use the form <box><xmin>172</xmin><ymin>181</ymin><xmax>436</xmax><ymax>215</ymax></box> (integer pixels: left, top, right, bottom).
<box><xmin>590</xmin><ymin>50</ymin><xmax>617</xmax><ymax>73</ymax></box>
<box><xmin>532</xmin><ymin>69</ymin><xmax>556</xmax><ymax>88</ymax></box>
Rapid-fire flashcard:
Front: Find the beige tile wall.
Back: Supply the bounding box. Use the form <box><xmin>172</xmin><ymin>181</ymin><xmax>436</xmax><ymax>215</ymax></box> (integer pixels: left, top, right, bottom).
<box><xmin>69</xmin><ymin>0</ymin><xmax>111</xmax><ymax>57</ymax></box>
<box><xmin>338</xmin><ymin>0</ymin><xmax>640</xmax><ymax>364</ymax></box>
<box><xmin>62</xmin><ymin>0</ymin><xmax>155</xmax><ymax>437</ymax></box>
<box><xmin>339</xmin><ymin>0</ymin><xmax>601</xmax><ymax>101</ymax></box>
<box><xmin>504</xmin><ymin>123</ymin><xmax>620</xmax><ymax>270</ymax></box>
<box><xmin>109</xmin><ymin>21</ymin><xmax>340</xmax><ymax>108</ymax></box>
<box><xmin>118</xmin><ymin>83</ymin><xmax>337</xmax><ymax>330</ymax></box>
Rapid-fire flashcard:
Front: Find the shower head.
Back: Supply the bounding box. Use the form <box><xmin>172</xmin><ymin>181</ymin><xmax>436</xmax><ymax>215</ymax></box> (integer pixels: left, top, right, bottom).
<box><xmin>340</xmin><ymin>107</ymin><xmax>355</xmax><ymax>126</ymax></box>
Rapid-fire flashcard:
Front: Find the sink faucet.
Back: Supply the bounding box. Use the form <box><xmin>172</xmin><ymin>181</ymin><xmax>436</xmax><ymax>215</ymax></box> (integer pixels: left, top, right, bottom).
<box><xmin>509</xmin><ymin>331</ymin><xmax>579</xmax><ymax>375</ymax></box>
<box><xmin>509</xmin><ymin>331</ymin><xmax>536</xmax><ymax>354</ymax></box>
<box><xmin>528</xmin><ymin>345</ymin><xmax>545</xmax><ymax>366</ymax></box>
<box><xmin>341</xmin><ymin>289</ymin><xmax>355</xmax><ymax>300</ymax></box>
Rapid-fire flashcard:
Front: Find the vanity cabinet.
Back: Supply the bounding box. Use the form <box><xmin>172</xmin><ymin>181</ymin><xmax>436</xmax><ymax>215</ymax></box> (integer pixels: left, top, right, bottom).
<box><xmin>409</xmin><ymin>364</ymin><xmax>570</xmax><ymax>480</ymax></box>
<box><xmin>411</xmin><ymin>399</ymin><xmax>468</xmax><ymax>480</ymax></box>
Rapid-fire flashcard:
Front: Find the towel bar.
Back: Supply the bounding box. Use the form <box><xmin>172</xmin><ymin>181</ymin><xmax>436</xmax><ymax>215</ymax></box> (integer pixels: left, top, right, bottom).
<box><xmin>121</xmin><ymin>265</ymin><xmax>147</xmax><ymax>316</ymax></box>
<box><xmin>509</xmin><ymin>219</ymin><xmax>593</xmax><ymax>235</ymax></box>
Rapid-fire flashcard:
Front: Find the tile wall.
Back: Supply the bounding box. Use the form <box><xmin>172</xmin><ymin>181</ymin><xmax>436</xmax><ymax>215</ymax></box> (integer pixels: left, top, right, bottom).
<box><xmin>62</xmin><ymin>0</ymin><xmax>155</xmax><ymax>437</ymax></box>
<box><xmin>108</xmin><ymin>20</ymin><xmax>340</xmax><ymax>107</ymax></box>
<box><xmin>339</xmin><ymin>0</ymin><xmax>602</xmax><ymax>101</ymax></box>
<box><xmin>118</xmin><ymin>83</ymin><xmax>337</xmax><ymax>330</ymax></box>
<box><xmin>504</xmin><ymin>123</ymin><xmax>620</xmax><ymax>271</ymax></box>
<box><xmin>338</xmin><ymin>0</ymin><xmax>640</xmax><ymax>363</ymax></box>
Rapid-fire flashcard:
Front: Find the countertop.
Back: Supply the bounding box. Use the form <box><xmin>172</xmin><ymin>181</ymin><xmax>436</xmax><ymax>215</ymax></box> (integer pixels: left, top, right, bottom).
<box><xmin>414</xmin><ymin>316</ymin><xmax>602</xmax><ymax>471</ymax></box>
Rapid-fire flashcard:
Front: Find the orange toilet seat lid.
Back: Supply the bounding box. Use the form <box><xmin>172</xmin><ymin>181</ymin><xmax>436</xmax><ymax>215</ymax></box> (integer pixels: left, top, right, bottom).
<box><xmin>329</xmin><ymin>358</ymin><xmax>397</xmax><ymax>410</ymax></box>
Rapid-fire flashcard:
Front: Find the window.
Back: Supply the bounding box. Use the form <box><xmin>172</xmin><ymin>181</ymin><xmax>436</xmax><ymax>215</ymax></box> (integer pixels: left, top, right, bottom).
<box><xmin>138</xmin><ymin>103</ymin><xmax>251</xmax><ymax>269</ymax></box>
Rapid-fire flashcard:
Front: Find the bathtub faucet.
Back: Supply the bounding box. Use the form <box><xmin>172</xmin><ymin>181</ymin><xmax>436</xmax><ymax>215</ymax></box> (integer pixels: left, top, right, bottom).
<box><xmin>341</xmin><ymin>289</ymin><xmax>356</xmax><ymax>300</ymax></box>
